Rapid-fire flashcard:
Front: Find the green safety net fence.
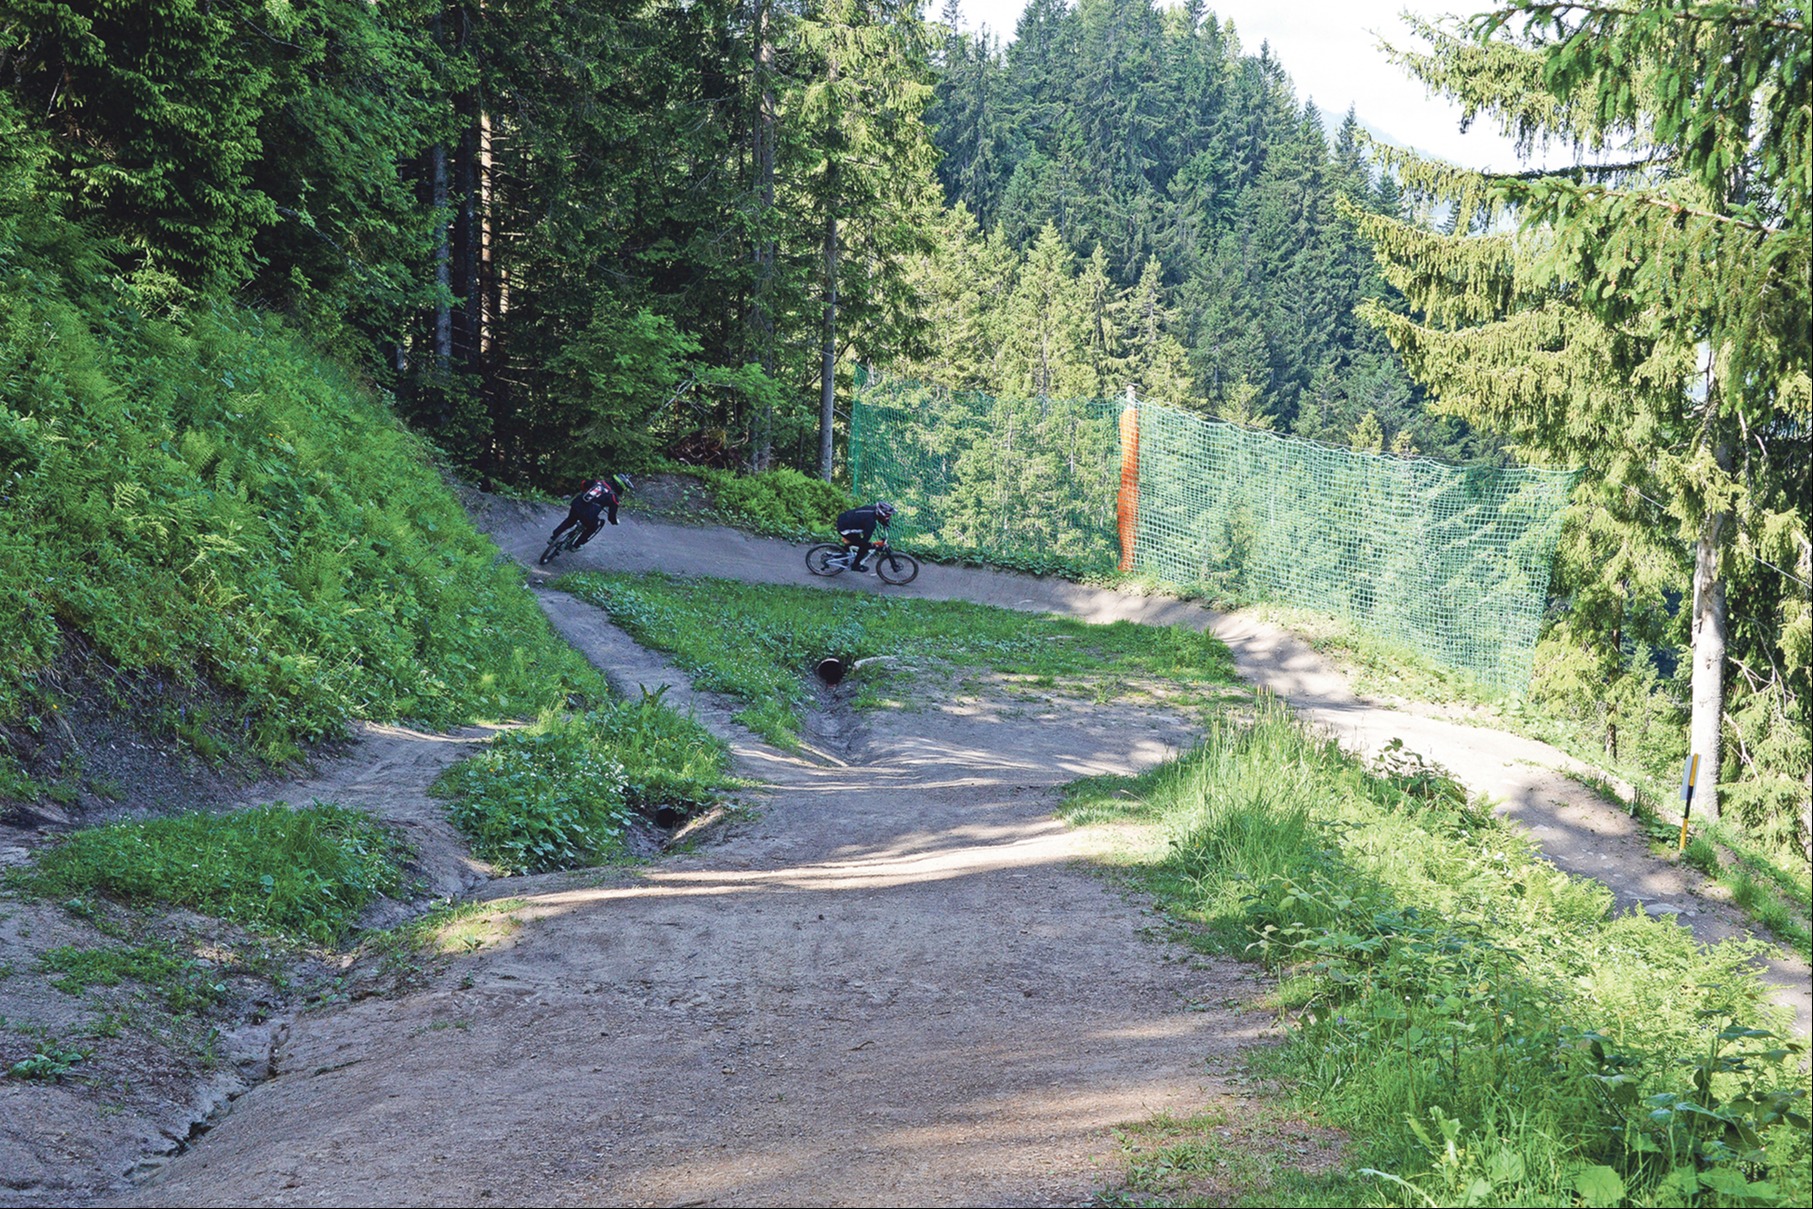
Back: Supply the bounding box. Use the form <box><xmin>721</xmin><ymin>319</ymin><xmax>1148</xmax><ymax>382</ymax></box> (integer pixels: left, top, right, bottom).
<box><xmin>850</xmin><ymin>376</ymin><xmax>1577</xmax><ymax>691</ymax></box>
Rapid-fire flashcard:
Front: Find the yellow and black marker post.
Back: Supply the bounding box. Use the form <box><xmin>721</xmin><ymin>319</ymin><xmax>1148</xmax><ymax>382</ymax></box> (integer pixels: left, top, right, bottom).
<box><xmin>1678</xmin><ymin>752</ymin><xmax>1700</xmax><ymax>852</ymax></box>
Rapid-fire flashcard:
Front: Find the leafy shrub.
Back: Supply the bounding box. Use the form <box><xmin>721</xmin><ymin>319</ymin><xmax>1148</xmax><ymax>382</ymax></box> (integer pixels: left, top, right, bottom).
<box><xmin>10</xmin><ymin>803</ymin><xmax>406</xmax><ymax>944</ymax></box>
<box><xmin>6</xmin><ymin>1039</ymin><xmax>89</xmax><ymax>1083</ymax></box>
<box><xmin>433</xmin><ymin>694</ymin><xmax>731</xmax><ymax>874</ymax></box>
<box><xmin>676</xmin><ymin>467</ymin><xmax>855</xmax><ymax>538</ymax></box>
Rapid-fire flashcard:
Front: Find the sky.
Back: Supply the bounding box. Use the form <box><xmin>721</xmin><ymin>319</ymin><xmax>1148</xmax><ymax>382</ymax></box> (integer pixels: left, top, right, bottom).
<box><xmin>940</xmin><ymin>0</ymin><xmax>1546</xmax><ymax>172</ymax></box>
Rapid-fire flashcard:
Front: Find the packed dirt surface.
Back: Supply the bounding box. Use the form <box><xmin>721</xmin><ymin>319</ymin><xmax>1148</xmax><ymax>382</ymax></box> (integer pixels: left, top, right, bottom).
<box><xmin>87</xmin><ymin>502</ymin><xmax>1293</xmax><ymax>1208</ymax></box>
<box><xmin>9</xmin><ymin>496</ymin><xmax>1804</xmax><ymax>1207</ymax></box>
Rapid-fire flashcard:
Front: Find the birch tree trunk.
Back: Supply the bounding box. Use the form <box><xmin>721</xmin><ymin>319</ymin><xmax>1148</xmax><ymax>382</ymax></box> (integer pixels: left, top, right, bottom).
<box><xmin>1688</xmin><ymin>439</ymin><xmax>1733</xmax><ymax>820</ymax></box>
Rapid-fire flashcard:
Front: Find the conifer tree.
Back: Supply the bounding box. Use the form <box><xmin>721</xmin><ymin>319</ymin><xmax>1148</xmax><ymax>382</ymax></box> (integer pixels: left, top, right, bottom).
<box><xmin>1354</xmin><ymin>1</ymin><xmax>1810</xmax><ymax>839</ymax></box>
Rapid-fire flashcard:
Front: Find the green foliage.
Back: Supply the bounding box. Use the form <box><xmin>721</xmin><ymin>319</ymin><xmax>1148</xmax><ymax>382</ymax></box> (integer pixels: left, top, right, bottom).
<box><xmin>561</xmin><ymin>570</ymin><xmax>1235</xmax><ymax>745</ymax></box>
<box><xmin>920</xmin><ymin>5</ymin><xmax>1450</xmax><ymax>446</ymax></box>
<box><xmin>602</xmin><ymin>688</ymin><xmax>736</xmax><ymax>817</ymax></box>
<box><xmin>1358</xmin><ymin>0</ymin><xmax>1811</xmax><ymax>849</ymax></box>
<box><xmin>1068</xmin><ymin>697</ymin><xmax>1809</xmax><ymax>1208</ymax></box>
<box><xmin>433</xmin><ymin>693</ymin><xmax>732</xmax><ymax>875</ymax></box>
<box><xmin>6</xmin><ymin>1038</ymin><xmax>90</xmax><ymax>1083</ymax></box>
<box><xmin>536</xmin><ymin>305</ymin><xmax>701</xmax><ymax>481</ymax></box>
<box><xmin>9</xmin><ymin>803</ymin><xmax>406</xmax><ymax>945</ymax></box>
<box><xmin>0</xmin><ymin>210</ymin><xmax>605</xmax><ymax>783</ymax></box>
<box><xmin>38</xmin><ymin>941</ymin><xmax>228</xmax><ymax>1015</ymax></box>
<box><xmin>675</xmin><ymin>467</ymin><xmax>856</xmax><ymax>539</ymax></box>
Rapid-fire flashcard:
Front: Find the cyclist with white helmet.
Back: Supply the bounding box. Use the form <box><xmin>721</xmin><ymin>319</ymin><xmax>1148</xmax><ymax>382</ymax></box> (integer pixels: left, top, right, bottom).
<box><xmin>835</xmin><ymin>500</ymin><xmax>895</xmax><ymax>572</ymax></box>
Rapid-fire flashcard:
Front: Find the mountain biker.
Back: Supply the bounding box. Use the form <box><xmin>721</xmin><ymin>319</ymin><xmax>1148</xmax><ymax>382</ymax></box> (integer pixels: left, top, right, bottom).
<box><xmin>835</xmin><ymin>501</ymin><xmax>895</xmax><ymax>572</ymax></box>
<box><xmin>549</xmin><ymin>474</ymin><xmax>632</xmax><ymax>549</ymax></box>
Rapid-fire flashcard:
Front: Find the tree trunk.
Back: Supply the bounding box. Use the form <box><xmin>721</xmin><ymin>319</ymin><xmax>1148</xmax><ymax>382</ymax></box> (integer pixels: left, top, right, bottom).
<box><xmin>432</xmin><ymin>141</ymin><xmax>452</xmax><ymax>369</ymax></box>
<box><xmin>817</xmin><ymin>50</ymin><xmax>840</xmax><ymax>483</ymax></box>
<box><xmin>750</xmin><ymin>0</ymin><xmax>777</xmax><ymax>471</ymax></box>
<box><xmin>1688</xmin><ymin>441</ymin><xmax>1733</xmax><ymax>821</ymax></box>
<box><xmin>819</xmin><ymin>201</ymin><xmax>838</xmax><ymax>481</ymax></box>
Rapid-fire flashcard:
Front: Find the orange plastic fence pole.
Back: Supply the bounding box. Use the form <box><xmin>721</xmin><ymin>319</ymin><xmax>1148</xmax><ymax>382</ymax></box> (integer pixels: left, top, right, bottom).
<box><xmin>1117</xmin><ymin>403</ymin><xmax>1140</xmax><ymax>572</ymax></box>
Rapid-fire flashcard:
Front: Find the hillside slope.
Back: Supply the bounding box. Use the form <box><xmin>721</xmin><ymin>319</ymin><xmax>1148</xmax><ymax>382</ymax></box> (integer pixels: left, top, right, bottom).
<box><xmin>1</xmin><ymin>236</ymin><xmax>602</xmax><ymax>812</ymax></box>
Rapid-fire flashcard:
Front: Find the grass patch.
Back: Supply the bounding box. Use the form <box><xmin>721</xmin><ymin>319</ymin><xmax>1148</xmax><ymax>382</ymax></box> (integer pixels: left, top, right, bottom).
<box><xmin>433</xmin><ymin>691</ymin><xmax>734</xmax><ymax>875</ymax></box>
<box><xmin>37</xmin><ymin>940</ymin><xmax>229</xmax><ymax>1015</ymax></box>
<box><xmin>558</xmin><ymin>572</ymin><xmax>1236</xmax><ymax>746</ymax></box>
<box><xmin>1101</xmin><ymin>1104</ymin><xmax>1354</xmax><ymax>1208</ymax></box>
<box><xmin>361</xmin><ymin>898</ymin><xmax>528</xmax><ymax>990</ymax></box>
<box><xmin>1065</xmin><ymin>697</ymin><xmax>1809</xmax><ymax>1208</ymax></box>
<box><xmin>7</xmin><ymin>802</ymin><xmax>407</xmax><ymax>945</ymax></box>
<box><xmin>1254</xmin><ymin>603</ymin><xmax>1813</xmax><ymax>962</ymax></box>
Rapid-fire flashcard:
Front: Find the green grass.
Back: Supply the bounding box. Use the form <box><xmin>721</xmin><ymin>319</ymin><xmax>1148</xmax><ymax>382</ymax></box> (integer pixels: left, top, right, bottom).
<box><xmin>1099</xmin><ymin>1105</ymin><xmax>1356</xmax><ymax>1208</ymax></box>
<box><xmin>433</xmin><ymin>691</ymin><xmax>735</xmax><ymax>875</ymax></box>
<box><xmin>1</xmin><ymin>241</ymin><xmax>607</xmax><ymax>792</ymax></box>
<box><xmin>7</xmin><ymin>802</ymin><xmax>407</xmax><ymax>944</ymax></box>
<box><xmin>1063</xmin><ymin>698</ymin><xmax>1809</xmax><ymax>1209</ymax></box>
<box><xmin>37</xmin><ymin>940</ymin><xmax>229</xmax><ymax>1015</ymax></box>
<box><xmin>557</xmin><ymin>571</ymin><xmax>1238</xmax><ymax>746</ymax></box>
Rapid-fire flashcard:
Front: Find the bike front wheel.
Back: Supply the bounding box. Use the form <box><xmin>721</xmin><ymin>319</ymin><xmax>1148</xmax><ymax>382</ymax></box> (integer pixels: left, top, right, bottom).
<box><xmin>538</xmin><ymin>536</ymin><xmax>563</xmax><ymax>565</ymax></box>
<box><xmin>875</xmin><ymin>550</ymin><xmax>920</xmax><ymax>585</ymax></box>
<box><xmin>805</xmin><ymin>544</ymin><xmax>847</xmax><ymax>577</ymax></box>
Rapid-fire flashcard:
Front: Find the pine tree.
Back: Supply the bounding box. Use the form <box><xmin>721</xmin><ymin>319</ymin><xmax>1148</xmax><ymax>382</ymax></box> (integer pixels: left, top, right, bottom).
<box><xmin>1354</xmin><ymin>1</ymin><xmax>1810</xmax><ymax>841</ymax></box>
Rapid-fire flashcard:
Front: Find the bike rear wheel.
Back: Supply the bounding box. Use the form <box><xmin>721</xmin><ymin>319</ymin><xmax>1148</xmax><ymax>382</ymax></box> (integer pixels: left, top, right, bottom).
<box><xmin>805</xmin><ymin>544</ymin><xmax>847</xmax><ymax>577</ymax></box>
<box><xmin>875</xmin><ymin>550</ymin><xmax>919</xmax><ymax>585</ymax></box>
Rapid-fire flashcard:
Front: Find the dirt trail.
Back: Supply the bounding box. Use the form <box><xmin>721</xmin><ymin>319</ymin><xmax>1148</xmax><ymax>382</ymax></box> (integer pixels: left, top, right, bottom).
<box><xmin>504</xmin><ymin>510</ymin><xmax>1808</xmax><ymax>1029</ymax></box>
<box><xmin>101</xmin><ymin>503</ymin><xmax>1808</xmax><ymax>1206</ymax></box>
<box><xmin>114</xmin><ymin>509</ymin><xmax>1278</xmax><ymax>1207</ymax></box>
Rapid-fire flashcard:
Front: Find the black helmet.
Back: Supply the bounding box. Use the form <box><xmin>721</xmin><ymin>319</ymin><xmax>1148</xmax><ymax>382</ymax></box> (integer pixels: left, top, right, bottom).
<box><xmin>610</xmin><ymin>473</ymin><xmax>633</xmax><ymax>494</ymax></box>
<box><xmin>874</xmin><ymin>500</ymin><xmax>895</xmax><ymax>521</ymax></box>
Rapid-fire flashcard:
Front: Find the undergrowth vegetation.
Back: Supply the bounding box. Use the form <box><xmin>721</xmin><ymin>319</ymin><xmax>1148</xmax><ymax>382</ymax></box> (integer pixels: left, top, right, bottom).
<box><xmin>662</xmin><ymin>466</ymin><xmax>855</xmax><ymax>538</ymax></box>
<box><xmin>8</xmin><ymin>802</ymin><xmax>407</xmax><ymax>944</ymax></box>
<box><xmin>1064</xmin><ymin>699</ymin><xmax>1809</xmax><ymax>1208</ymax></box>
<box><xmin>1</xmin><ymin>218</ymin><xmax>605</xmax><ymax>795</ymax></box>
<box><xmin>432</xmin><ymin>691</ymin><xmax>734</xmax><ymax>874</ymax></box>
<box><xmin>1245</xmin><ymin>607</ymin><xmax>1813</xmax><ymax>956</ymax></box>
<box><xmin>558</xmin><ymin>572</ymin><xmax>1237</xmax><ymax>745</ymax></box>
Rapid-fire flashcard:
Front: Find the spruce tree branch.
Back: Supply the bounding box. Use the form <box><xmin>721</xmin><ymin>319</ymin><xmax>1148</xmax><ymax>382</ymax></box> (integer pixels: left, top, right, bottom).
<box><xmin>234</xmin><ymin>14</ymin><xmax>305</xmax><ymax>51</ymax></box>
<box><xmin>1496</xmin><ymin>155</ymin><xmax>1667</xmax><ymax>181</ymax></box>
<box><xmin>1491</xmin><ymin>1</ymin><xmax>1808</xmax><ymax>35</ymax></box>
<box><xmin>1505</xmin><ymin>180</ymin><xmax>1782</xmax><ymax>234</ymax></box>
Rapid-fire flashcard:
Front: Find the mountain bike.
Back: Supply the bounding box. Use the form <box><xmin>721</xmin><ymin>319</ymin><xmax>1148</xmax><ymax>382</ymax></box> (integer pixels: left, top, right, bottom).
<box><xmin>805</xmin><ymin>536</ymin><xmax>920</xmax><ymax>585</ymax></box>
<box><xmin>538</xmin><ymin>526</ymin><xmax>586</xmax><ymax>565</ymax></box>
